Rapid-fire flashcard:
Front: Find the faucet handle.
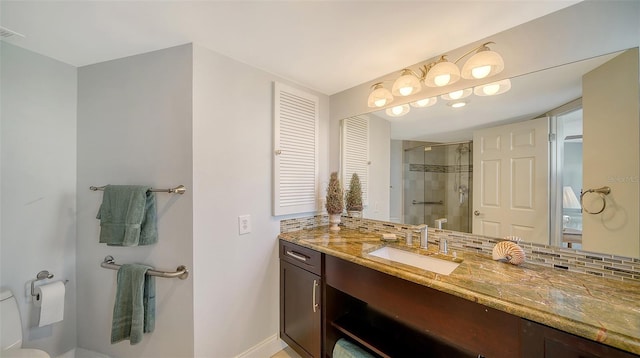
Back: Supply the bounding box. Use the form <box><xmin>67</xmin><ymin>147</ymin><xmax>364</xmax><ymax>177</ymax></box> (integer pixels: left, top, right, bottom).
<box><xmin>414</xmin><ymin>224</ymin><xmax>427</xmax><ymax>231</ymax></box>
<box><xmin>439</xmin><ymin>238</ymin><xmax>448</xmax><ymax>254</ymax></box>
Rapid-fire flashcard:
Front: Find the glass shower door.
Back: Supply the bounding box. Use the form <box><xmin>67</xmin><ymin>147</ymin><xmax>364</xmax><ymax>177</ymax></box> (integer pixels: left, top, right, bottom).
<box><xmin>403</xmin><ymin>142</ymin><xmax>472</xmax><ymax>232</ymax></box>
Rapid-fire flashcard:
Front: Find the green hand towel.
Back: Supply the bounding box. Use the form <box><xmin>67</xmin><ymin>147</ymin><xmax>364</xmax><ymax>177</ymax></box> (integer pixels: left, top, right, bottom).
<box><xmin>111</xmin><ymin>264</ymin><xmax>156</xmax><ymax>345</ymax></box>
<box><xmin>97</xmin><ymin>185</ymin><xmax>158</xmax><ymax>246</ymax></box>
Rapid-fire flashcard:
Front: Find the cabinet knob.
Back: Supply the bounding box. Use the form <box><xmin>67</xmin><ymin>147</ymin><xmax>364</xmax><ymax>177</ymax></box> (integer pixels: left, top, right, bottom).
<box><xmin>474</xmin><ymin>210</ymin><xmax>481</xmax><ymax>216</ymax></box>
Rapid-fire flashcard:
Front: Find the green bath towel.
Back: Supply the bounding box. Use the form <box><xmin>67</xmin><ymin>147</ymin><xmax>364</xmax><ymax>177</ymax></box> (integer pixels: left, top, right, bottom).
<box><xmin>97</xmin><ymin>185</ymin><xmax>158</xmax><ymax>246</ymax></box>
<box><xmin>333</xmin><ymin>338</ymin><xmax>375</xmax><ymax>358</ymax></box>
<box><xmin>111</xmin><ymin>264</ymin><xmax>156</xmax><ymax>345</ymax></box>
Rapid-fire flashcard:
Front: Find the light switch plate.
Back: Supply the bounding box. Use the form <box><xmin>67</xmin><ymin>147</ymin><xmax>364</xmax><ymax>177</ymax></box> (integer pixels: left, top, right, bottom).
<box><xmin>238</xmin><ymin>215</ymin><xmax>251</xmax><ymax>235</ymax></box>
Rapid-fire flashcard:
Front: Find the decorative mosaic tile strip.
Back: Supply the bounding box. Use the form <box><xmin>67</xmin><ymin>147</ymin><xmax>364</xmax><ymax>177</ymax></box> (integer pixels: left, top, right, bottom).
<box><xmin>279</xmin><ymin>216</ymin><xmax>640</xmax><ymax>282</ymax></box>
<box><xmin>429</xmin><ymin>229</ymin><xmax>640</xmax><ymax>283</ymax></box>
<box><xmin>409</xmin><ymin>164</ymin><xmax>472</xmax><ymax>173</ymax></box>
<box><xmin>279</xmin><ymin>215</ymin><xmax>327</xmax><ymax>233</ymax></box>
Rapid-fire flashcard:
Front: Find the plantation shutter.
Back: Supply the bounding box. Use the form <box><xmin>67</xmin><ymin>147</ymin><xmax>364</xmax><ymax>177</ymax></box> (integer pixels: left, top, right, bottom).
<box><xmin>341</xmin><ymin>116</ymin><xmax>369</xmax><ymax>206</ymax></box>
<box><xmin>273</xmin><ymin>82</ymin><xmax>319</xmax><ymax>216</ymax></box>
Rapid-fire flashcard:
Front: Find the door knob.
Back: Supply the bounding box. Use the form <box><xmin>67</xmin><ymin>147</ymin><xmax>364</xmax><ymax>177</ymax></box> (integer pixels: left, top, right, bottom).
<box><xmin>474</xmin><ymin>210</ymin><xmax>481</xmax><ymax>216</ymax></box>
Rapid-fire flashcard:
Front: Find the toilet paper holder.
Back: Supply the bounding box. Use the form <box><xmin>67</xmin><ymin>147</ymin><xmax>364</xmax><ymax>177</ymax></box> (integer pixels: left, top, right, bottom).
<box><xmin>30</xmin><ymin>270</ymin><xmax>68</xmax><ymax>300</ymax></box>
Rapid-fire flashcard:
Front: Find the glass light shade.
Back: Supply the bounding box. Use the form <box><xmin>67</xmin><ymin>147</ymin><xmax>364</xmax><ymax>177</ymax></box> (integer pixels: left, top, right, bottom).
<box><xmin>441</xmin><ymin>88</ymin><xmax>472</xmax><ymax>101</ymax></box>
<box><xmin>410</xmin><ymin>96</ymin><xmax>437</xmax><ymax>108</ymax></box>
<box><xmin>461</xmin><ymin>49</ymin><xmax>504</xmax><ymax>79</ymax></box>
<box><xmin>473</xmin><ymin>79</ymin><xmax>511</xmax><ymax>96</ymax></box>
<box><xmin>448</xmin><ymin>101</ymin><xmax>468</xmax><ymax>108</ymax></box>
<box><xmin>385</xmin><ymin>104</ymin><xmax>410</xmax><ymax>117</ymax></box>
<box><xmin>425</xmin><ymin>60</ymin><xmax>460</xmax><ymax>87</ymax></box>
<box><xmin>367</xmin><ymin>83</ymin><xmax>394</xmax><ymax>108</ymax></box>
<box><xmin>392</xmin><ymin>69</ymin><xmax>421</xmax><ymax>97</ymax></box>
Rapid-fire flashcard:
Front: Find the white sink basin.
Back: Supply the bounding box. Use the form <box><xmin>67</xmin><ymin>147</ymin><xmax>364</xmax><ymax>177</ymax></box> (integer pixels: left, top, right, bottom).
<box><xmin>368</xmin><ymin>246</ymin><xmax>460</xmax><ymax>275</ymax></box>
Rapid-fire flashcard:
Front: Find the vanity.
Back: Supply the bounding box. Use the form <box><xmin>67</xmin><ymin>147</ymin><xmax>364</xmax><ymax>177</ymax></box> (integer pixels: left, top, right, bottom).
<box><xmin>279</xmin><ymin>225</ymin><xmax>640</xmax><ymax>358</ymax></box>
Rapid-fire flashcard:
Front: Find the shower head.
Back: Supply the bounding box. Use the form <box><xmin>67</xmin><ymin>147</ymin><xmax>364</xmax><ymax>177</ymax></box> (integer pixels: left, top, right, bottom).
<box><xmin>456</xmin><ymin>143</ymin><xmax>470</xmax><ymax>154</ymax></box>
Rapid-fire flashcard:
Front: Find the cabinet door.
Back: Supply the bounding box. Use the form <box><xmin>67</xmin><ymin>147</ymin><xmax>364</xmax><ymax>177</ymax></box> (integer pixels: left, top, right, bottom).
<box><xmin>521</xmin><ymin>320</ymin><xmax>638</xmax><ymax>358</ymax></box>
<box><xmin>280</xmin><ymin>260</ymin><xmax>321</xmax><ymax>358</ymax></box>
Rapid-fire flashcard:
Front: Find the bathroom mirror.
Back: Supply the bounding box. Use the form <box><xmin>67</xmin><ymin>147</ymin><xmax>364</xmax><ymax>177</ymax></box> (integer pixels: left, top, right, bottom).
<box><xmin>340</xmin><ymin>47</ymin><xmax>639</xmax><ymax>258</ymax></box>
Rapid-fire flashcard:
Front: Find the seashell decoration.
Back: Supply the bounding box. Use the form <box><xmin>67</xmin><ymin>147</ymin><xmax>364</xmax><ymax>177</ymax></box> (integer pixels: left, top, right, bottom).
<box><xmin>503</xmin><ymin>235</ymin><xmax>522</xmax><ymax>242</ymax></box>
<box><xmin>492</xmin><ymin>240</ymin><xmax>526</xmax><ymax>265</ymax></box>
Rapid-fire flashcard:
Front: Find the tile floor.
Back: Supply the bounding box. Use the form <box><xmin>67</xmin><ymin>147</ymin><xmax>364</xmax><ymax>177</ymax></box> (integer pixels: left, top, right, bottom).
<box><xmin>270</xmin><ymin>346</ymin><xmax>302</xmax><ymax>358</ymax></box>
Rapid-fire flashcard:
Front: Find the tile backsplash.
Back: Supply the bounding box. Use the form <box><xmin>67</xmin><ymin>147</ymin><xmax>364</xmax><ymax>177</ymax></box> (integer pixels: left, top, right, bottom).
<box><xmin>279</xmin><ymin>215</ymin><xmax>640</xmax><ymax>283</ymax></box>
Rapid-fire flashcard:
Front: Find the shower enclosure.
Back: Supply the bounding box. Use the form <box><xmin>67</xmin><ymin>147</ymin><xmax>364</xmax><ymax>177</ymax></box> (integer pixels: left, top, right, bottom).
<box><xmin>403</xmin><ymin>141</ymin><xmax>472</xmax><ymax>232</ymax></box>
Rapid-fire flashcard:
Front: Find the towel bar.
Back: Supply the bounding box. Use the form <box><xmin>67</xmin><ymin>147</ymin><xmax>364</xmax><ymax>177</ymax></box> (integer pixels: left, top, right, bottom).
<box><xmin>101</xmin><ymin>256</ymin><xmax>189</xmax><ymax>280</ymax></box>
<box><xmin>90</xmin><ymin>185</ymin><xmax>187</xmax><ymax>194</ymax></box>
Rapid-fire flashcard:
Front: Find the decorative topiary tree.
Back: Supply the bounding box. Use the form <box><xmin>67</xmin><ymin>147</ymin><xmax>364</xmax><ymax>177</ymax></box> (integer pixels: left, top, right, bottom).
<box><xmin>345</xmin><ymin>173</ymin><xmax>363</xmax><ymax>212</ymax></box>
<box><xmin>325</xmin><ymin>172</ymin><xmax>344</xmax><ymax>215</ymax></box>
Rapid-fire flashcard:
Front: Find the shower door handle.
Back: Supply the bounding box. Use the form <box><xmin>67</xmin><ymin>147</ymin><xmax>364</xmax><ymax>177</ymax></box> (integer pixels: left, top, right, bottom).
<box><xmin>474</xmin><ymin>210</ymin><xmax>481</xmax><ymax>216</ymax></box>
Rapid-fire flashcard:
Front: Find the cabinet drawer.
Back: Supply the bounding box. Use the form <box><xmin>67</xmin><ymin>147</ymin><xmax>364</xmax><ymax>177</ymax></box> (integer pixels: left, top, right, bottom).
<box><xmin>280</xmin><ymin>240</ymin><xmax>322</xmax><ymax>275</ymax></box>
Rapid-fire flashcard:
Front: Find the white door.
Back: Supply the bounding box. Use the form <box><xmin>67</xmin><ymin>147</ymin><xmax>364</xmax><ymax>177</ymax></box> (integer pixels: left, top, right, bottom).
<box><xmin>472</xmin><ymin>117</ymin><xmax>549</xmax><ymax>244</ymax></box>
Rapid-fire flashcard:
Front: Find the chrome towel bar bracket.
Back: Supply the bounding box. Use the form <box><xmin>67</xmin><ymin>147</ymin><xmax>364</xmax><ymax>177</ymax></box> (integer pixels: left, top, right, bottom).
<box><xmin>580</xmin><ymin>186</ymin><xmax>611</xmax><ymax>215</ymax></box>
<box><xmin>101</xmin><ymin>256</ymin><xmax>189</xmax><ymax>280</ymax></box>
<box><xmin>90</xmin><ymin>185</ymin><xmax>187</xmax><ymax>194</ymax></box>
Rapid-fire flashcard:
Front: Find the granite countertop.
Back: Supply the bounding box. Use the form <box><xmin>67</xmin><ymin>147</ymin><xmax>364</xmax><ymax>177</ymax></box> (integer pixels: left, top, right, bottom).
<box><xmin>279</xmin><ymin>227</ymin><xmax>640</xmax><ymax>355</ymax></box>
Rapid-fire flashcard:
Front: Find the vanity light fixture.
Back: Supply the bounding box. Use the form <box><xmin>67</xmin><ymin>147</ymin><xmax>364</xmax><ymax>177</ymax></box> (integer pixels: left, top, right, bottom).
<box><xmin>424</xmin><ymin>56</ymin><xmax>461</xmax><ymax>87</ymax></box>
<box><xmin>441</xmin><ymin>88</ymin><xmax>472</xmax><ymax>101</ymax></box>
<box><xmin>461</xmin><ymin>42</ymin><xmax>505</xmax><ymax>80</ymax></box>
<box><xmin>474</xmin><ymin>79</ymin><xmax>511</xmax><ymax>96</ymax></box>
<box><xmin>385</xmin><ymin>104</ymin><xmax>411</xmax><ymax>117</ymax></box>
<box><xmin>392</xmin><ymin>69</ymin><xmax>422</xmax><ymax>96</ymax></box>
<box><xmin>367</xmin><ymin>42</ymin><xmax>504</xmax><ymax>107</ymax></box>
<box><xmin>367</xmin><ymin>82</ymin><xmax>394</xmax><ymax>108</ymax></box>
<box><xmin>410</xmin><ymin>96</ymin><xmax>437</xmax><ymax>108</ymax></box>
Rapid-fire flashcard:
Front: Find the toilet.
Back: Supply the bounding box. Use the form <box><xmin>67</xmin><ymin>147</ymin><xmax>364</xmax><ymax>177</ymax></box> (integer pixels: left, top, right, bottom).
<box><xmin>1</xmin><ymin>289</ymin><xmax>51</xmax><ymax>357</ymax></box>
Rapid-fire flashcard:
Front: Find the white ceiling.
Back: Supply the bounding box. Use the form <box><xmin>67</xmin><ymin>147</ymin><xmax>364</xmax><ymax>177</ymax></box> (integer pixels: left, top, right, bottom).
<box><xmin>1</xmin><ymin>1</ymin><xmax>578</xmax><ymax>95</ymax></box>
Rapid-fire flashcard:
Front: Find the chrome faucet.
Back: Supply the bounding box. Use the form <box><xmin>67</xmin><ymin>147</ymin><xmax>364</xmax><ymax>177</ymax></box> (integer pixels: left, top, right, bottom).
<box><xmin>435</xmin><ymin>218</ymin><xmax>448</xmax><ymax>230</ymax></box>
<box><xmin>415</xmin><ymin>224</ymin><xmax>428</xmax><ymax>249</ymax></box>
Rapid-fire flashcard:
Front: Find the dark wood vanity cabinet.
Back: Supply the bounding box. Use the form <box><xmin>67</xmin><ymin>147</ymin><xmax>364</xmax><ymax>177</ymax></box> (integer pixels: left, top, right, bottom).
<box><xmin>279</xmin><ymin>240</ymin><xmax>323</xmax><ymax>358</ymax></box>
<box><xmin>279</xmin><ymin>241</ymin><xmax>639</xmax><ymax>358</ymax></box>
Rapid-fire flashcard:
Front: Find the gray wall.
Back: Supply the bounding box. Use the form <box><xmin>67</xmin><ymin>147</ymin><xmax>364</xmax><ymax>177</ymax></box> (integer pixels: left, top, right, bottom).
<box><xmin>76</xmin><ymin>44</ymin><xmax>194</xmax><ymax>357</ymax></box>
<box><xmin>1</xmin><ymin>42</ymin><xmax>78</xmax><ymax>356</ymax></box>
<box><xmin>192</xmin><ymin>43</ymin><xmax>330</xmax><ymax>357</ymax></box>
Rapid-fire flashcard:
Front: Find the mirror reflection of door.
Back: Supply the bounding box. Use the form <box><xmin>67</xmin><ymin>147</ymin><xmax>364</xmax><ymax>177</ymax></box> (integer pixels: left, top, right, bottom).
<box><xmin>551</xmin><ymin>102</ymin><xmax>583</xmax><ymax>249</ymax></box>
<box><xmin>472</xmin><ymin>117</ymin><xmax>550</xmax><ymax>244</ymax></box>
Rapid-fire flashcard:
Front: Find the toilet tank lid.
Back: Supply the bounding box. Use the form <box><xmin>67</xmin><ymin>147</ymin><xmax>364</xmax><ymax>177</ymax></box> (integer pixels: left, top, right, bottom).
<box><xmin>0</xmin><ymin>289</ymin><xmax>14</xmax><ymax>301</ymax></box>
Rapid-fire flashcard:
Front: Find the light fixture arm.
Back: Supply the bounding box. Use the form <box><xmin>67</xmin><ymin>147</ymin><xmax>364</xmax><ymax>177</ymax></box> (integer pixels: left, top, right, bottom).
<box><xmin>453</xmin><ymin>41</ymin><xmax>495</xmax><ymax>64</ymax></box>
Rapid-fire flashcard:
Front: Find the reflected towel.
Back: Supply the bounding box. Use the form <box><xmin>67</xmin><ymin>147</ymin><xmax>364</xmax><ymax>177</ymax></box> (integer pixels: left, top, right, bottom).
<box><xmin>111</xmin><ymin>264</ymin><xmax>156</xmax><ymax>345</ymax></box>
<box><xmin>333</xmin><ymin>338</ymin><xmax>375</xmax><ymax>358</ymax></box>
<box><xmin>97</xmin><ymin>185</ymin><xmax>158</xmax><ymax>246</ymax></box>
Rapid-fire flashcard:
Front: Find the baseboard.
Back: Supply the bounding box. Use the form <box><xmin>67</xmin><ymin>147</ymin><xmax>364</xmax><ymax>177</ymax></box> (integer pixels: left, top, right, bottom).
<box><xmin>235</xmin><ymin>333</ymin><xmax>288</xmax><ymax>358</ymax></box>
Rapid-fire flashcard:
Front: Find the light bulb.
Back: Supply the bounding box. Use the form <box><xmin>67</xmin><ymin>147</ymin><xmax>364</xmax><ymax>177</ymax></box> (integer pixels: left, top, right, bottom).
<box><xmin>374</xmin><ymin>98</ymin><xmax>387</xmax><ymax>107</ymax></box>
<box><xmin>410</xmin><ymin>97</ymin><xmax>437</xmax><ymax>108</ymax></box>
<box><xmin>473</xmin><ymin>79</ymin><xmax>511</xmax><ymax>97</ymax></box>
<box><xmin>450</xmin><ymin>101</ymin><xmax>467</xmax><ymax>108</ymax></box>
<box><xmin>471</xmin><ymin>65</ymin><xmax>492</xmax><ymax>79</ymax></box>
<box><xmin>385</xmin><ymin>104</ymin><xmax>410</xmax><ymax>117</ymax></box>
<box><xmin>449</xmin><ymin>90</ymin><xmax>464</xmax><ymax>100</ymax></box>
<box><xmin>399</xmin><ymin>86</ymin><xmax>414</xmax><ymax>96</ymax></box>
<box><xmin>482</xmin><ymin>84</ymin><xmax>500</xmax><ymax>95</ymax></box>
<box><xmin>434</xmin><ymin>74</ymin><xmax>451</xmax><ymax>87</ymax></box>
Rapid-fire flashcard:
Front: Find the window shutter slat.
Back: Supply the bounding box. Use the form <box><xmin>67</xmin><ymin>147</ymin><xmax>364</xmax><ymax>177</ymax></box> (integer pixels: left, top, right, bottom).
<box><xmin>341</xmin><ymin>116</ymin><xmax>369</xmax><ymax>206</ymax></box>
<box><xmin>273</xmin><ymin>82</ymin><xmax>319</xmax><ymax>215</ymax></box>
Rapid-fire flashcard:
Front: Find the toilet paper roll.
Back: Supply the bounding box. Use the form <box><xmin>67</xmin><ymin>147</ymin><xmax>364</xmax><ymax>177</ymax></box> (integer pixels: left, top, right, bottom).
<box><xmin>34</xmin><ymin>281</ymin><xmax>65</xmax><ymax>327</ymax></box>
